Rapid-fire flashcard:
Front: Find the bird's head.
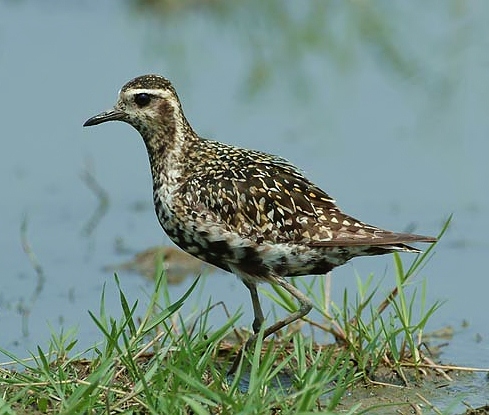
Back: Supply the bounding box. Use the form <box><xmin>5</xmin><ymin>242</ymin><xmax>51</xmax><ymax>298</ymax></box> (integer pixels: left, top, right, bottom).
<box><xmin>83</xmin><ymin>74</ymin><xmax>186</xmax><ymax>138</ymax></box>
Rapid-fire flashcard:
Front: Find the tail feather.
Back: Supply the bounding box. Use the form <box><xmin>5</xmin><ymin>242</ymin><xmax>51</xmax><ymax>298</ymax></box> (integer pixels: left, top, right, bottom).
<box><xmin>308</xmin><ymin>232</ymin><xmax>437</xmax><ymax>248</ymax></box>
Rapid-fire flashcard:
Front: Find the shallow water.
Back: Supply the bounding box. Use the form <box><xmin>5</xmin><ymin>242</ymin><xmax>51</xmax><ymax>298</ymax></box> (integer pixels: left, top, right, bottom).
<box><xmin>1</xmin><ymin>1</ymin><xmax>488</xmax><ymax>409</ymax></box>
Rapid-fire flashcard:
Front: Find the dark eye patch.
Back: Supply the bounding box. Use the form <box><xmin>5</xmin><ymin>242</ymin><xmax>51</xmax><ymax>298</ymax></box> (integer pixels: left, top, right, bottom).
<box><xmin>134</xmin><ymin>93</ymin><xmax>151</xmax><ymax>107</ymax></box>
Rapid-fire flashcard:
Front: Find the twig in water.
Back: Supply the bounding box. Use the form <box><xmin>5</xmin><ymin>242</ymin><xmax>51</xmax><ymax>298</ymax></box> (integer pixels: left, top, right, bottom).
<box><xmin>19</xmin><ymin>215</ymin><xmax>46</xmax><ymax>336</ymax></box>
<box><xmin>80</xmin><ymin>161</ymin><xmax>109</xmax><ymax>236</ymax></box>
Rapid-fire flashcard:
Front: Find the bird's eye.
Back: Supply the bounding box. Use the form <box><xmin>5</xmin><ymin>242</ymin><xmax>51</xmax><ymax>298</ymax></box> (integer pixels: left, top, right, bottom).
<box><xmin>134</xmin><ymin>93</ymin><xmax>151</xmax><ymax>107</ymax></box>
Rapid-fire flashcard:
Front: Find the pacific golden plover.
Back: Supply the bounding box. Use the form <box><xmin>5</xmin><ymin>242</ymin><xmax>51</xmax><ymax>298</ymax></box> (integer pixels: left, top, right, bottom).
<box><xmin>84</xmin><ymin>74</ymin><xmax>436</xmax><ymax>372</ymax></box>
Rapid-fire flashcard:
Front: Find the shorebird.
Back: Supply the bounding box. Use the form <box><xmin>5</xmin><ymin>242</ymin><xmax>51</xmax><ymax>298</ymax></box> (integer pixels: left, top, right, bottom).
<box><xmin>84</xmin><ymin>74</ymin><xmax>436</xmax><ymax>371</ymax></box>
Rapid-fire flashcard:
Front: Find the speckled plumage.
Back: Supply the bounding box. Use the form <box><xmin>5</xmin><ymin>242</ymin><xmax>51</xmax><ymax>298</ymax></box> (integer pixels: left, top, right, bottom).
<box><xmin>84</xmin><ymin>74</ymin><xmax>436</xmax><ymax>370</ymax></box>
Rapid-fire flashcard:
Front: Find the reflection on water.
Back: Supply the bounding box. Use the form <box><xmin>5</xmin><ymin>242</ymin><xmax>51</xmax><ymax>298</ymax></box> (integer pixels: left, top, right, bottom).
<box><xmin>104</xmin><ymin>245</ymin><xmax>215</xmax><ymax>283</ymax></box>
<box><xmin>80</xmin><ymin>163</ymin><xmax>110</xmax><ymax>237</ymax></box>
<box><xmin>129</xmin><ymin>0</ymin><xmax>458</xmax><ymax>104</ymax></box>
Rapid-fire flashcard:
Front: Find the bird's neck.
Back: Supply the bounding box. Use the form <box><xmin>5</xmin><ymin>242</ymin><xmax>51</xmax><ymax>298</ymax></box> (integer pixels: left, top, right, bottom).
<box><xmin>137</xmin><ymin>114</ymin><xmax>198</xmax><ymax>192</ymax></box>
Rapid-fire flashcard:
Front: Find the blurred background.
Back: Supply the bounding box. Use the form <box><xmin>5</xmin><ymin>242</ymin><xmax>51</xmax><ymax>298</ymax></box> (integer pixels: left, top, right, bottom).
<box><xmin>0</xmin><ymin>0</ymin><xmax>488</xmax><ymax>384</ymax></box>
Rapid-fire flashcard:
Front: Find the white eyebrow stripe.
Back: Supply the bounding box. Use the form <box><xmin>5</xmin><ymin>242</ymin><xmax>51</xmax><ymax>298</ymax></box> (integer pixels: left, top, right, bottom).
<box><xmin>126</xmin><ymin>88</ymin><xmax>172</xmax><ymax>98</ymax></box>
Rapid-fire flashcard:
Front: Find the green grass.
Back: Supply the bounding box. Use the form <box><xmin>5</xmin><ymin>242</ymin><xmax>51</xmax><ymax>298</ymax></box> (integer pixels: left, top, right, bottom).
<box><xmin>0</xmin><ymin>221</ymin><xmax>451</xmax><ymax>414</ymax></box>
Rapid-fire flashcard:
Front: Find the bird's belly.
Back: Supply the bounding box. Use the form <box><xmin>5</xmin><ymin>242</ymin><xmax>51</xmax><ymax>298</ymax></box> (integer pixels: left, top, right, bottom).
<box><xmin>255</xmin><ymin>244</ymin><xmax>348</xmax><ymax>277</ymax></box>
<box><xmin>160</xmin><ymin>215</ymin><xmax>349</xmax><ymax>278</ymax></box>
<box><xmin>153</xmin><ymin>197</ymin><xmax>252</xmax><ymax>273</ymax></box>
<box><xmin>154</xmin><ymin>195</ymin><xmax>356</xmax><ymax>279</ymax></box>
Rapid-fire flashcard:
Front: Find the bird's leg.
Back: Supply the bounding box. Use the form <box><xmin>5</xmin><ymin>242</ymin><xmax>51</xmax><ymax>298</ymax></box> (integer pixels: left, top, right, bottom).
<box><xmin>260</xmin><ymin>276</ymin><xmax>313</xmax><ymax>340</ymax></box>
<box><xmin>228</xmin><ymin>276</ymin><xmax>313</xmax><ymax>375</ymax></box>
<box><xmin>243</xmin><ymin>280</ymin><xmax>265</xmax><ymax>334</ymax></box>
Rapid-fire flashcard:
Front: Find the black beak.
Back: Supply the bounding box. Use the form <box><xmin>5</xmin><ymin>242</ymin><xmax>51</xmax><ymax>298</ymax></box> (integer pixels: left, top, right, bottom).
<box><xmin>83</xmin><ymin>109</ymin><xmax>125</xmax><ymax>127</ymax></box>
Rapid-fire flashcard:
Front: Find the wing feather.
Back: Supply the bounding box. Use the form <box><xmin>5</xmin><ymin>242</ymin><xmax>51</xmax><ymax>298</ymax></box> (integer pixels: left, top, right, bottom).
<box><xmin>178</xmin><ymin>144</ymin><xmax>436</xmax><ymax>247</ymax></box>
